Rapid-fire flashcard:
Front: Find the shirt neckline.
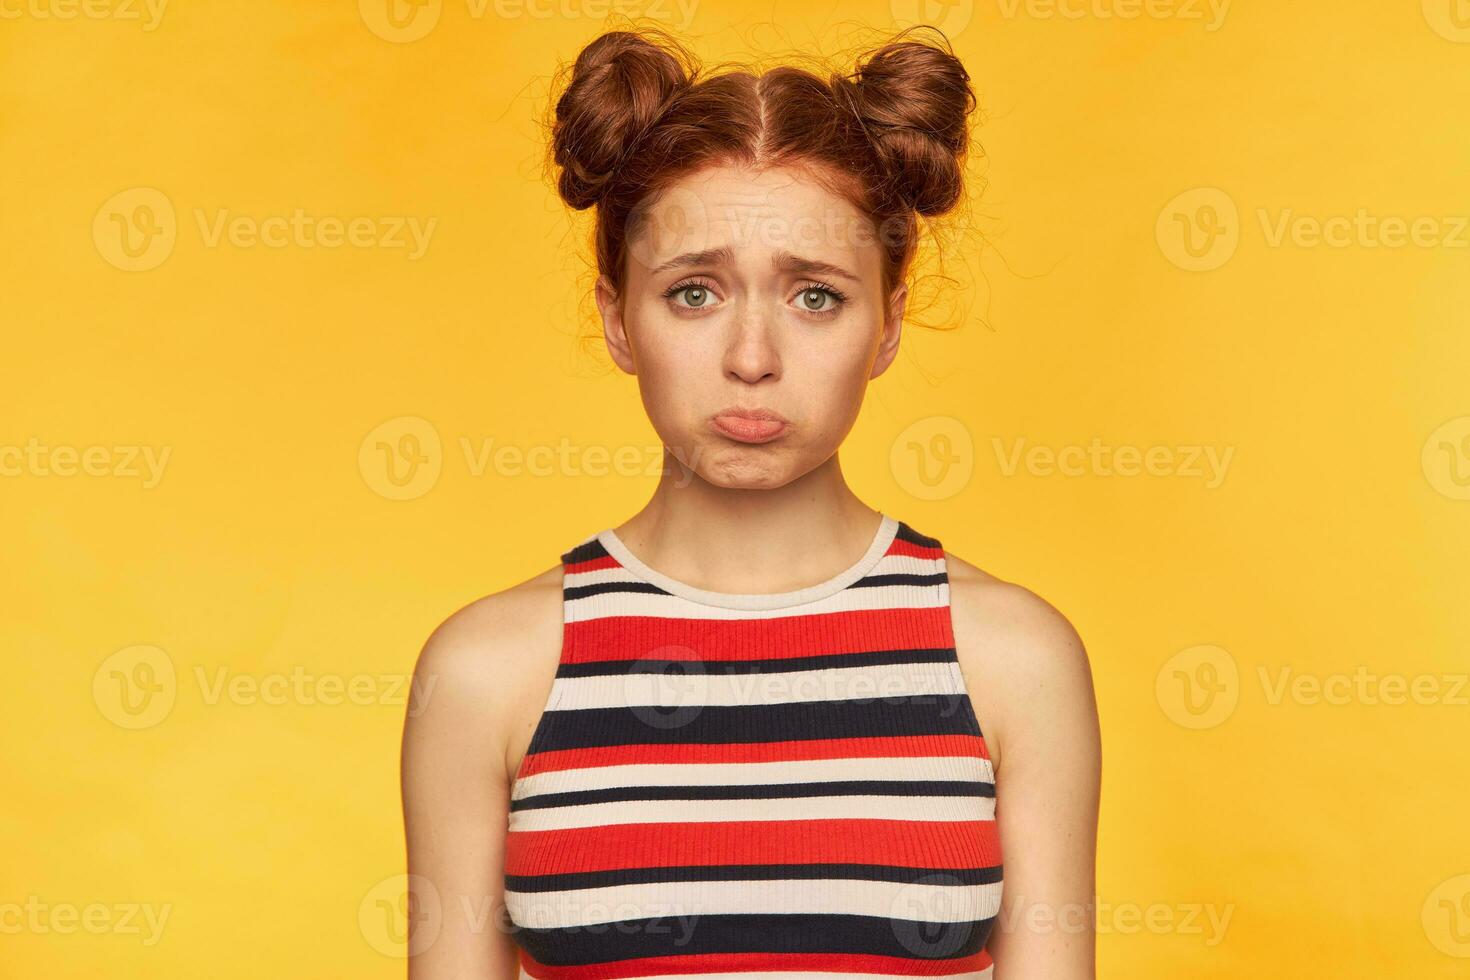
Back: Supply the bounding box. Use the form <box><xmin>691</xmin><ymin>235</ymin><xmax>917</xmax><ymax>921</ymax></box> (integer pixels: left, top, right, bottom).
<box><xmin>595</xmin><ymin>512</ymin><xmax>899</xmax><ymax>611</ymax></box>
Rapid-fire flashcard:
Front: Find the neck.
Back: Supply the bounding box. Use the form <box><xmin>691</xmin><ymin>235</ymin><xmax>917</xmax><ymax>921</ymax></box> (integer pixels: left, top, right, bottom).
<box><xmin>611</xmin><ymin>450</ymin><xmax>883</xmax><ymax>596</ymax></box>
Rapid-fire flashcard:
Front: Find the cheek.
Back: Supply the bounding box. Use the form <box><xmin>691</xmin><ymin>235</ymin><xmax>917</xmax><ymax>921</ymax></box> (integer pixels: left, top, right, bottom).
<box><xmin>808</xmin><ymin>320</ymin><xmax>878</xmax><ymax>379</ymax></box>
<box><xmin>787</xmin><ymin>334</ymin><xmax>877</xmax><ymax>428</ymax></box>
<box><xmin>635</xmin><ymin>351</ymin><xmax>683</xmax><ymax>412</ymax></box>
<box><xmin>629</xmin><ymin>326</ymin><xmax>713</xmax><ymax>422</ymax></box>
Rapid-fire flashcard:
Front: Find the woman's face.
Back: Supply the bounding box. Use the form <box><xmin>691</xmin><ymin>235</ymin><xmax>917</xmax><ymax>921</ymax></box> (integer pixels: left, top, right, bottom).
<box><xmin>597</xmin><ymin>163</ymin><xmax>906</xmax><ymax>490</ymax></box>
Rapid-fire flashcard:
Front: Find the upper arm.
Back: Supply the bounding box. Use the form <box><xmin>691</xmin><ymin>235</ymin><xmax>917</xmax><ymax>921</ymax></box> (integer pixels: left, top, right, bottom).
<box><xmin>948</xmin><ymin>565</ymin><xmax>1102</xmax><ymax>980</ymax></box>
<box><xmin>400</xmin><ymin>573</ymin><xmax>561</xmax><ymax>980</ymax></box>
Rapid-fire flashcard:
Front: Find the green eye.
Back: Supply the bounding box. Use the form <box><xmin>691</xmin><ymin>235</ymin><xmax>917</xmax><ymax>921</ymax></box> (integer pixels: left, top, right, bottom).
<box><xmin>800</xmin><ymin>288</ymin><xmax>831</xmax><ymax>311</ymax></box>
<box><xmin>680</xmin><ymin>285</ymin><xmax>711</xmax><ymax>307</ymax></box>
<box><xmin>796</xmin><ymin>284</ymin><xmax>848</xmax><ymax>314</ymax></box>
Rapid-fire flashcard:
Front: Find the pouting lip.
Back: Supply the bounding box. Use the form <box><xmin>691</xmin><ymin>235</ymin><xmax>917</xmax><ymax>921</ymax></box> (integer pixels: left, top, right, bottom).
<box><xmin>708</xmin><ymin>407</ymin><xmax>791</xmax><ymax>445</ymax></box>
<box><xmin>710</xmin><ymin>406</ymin><xmax>790</xmax><ymax>423</ymax></box>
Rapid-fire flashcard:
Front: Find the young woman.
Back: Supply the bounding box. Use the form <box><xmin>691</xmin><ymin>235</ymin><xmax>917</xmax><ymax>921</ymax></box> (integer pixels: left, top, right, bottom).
<box><xmin>402</xmin><ymin>26</ymin><xmax>1101</xmax><ymax>980</ymax></box>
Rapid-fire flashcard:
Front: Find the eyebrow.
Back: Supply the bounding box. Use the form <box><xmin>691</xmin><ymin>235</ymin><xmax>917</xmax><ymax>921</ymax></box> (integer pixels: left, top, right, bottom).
<box><xmin>773</xmin><ymin>251</ymin><xmax>861</xmax><ymax>284</ymax></box>
<box><xmin>650</xmin><ymin>246</ymin><xmax>860</xmax><ymax>284</ymax></box>
<box><xmin>650</xmin><ymin>246</ymin><xmax>734</xmax><ymax>276</ymax></box>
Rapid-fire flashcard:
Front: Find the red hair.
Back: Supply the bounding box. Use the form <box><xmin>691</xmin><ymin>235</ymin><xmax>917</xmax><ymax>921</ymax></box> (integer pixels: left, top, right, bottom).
<box><xmin>546</xmin><ymin>26</ymin><xmax>979</xmax><ymax>305</ymax></box>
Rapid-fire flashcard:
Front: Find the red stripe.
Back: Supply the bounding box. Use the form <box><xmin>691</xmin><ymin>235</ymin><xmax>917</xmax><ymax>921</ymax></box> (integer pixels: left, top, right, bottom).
<box><xmin>887</xmin><ymin>537</ymin><xmax>944</xmax><ymax>561</ymax></box>
<box><xmin>522</xmin><ymin>947</ymin><xmax>994</xmax><ymax>980</ymax></box>
<box><xmin>564</xmin><ymin>607</ymin><xmax>955</xmax><ymax>663</ymax></box>
<box><xmin>506</xmin><ymin>816</ymin><xmax>1002</xmax><ymax>875</ymax></box>
<box><xmin>517</xmin><ymin>733</ymin><xmax>989</xmax><ymax>777</ymax></box>
<box><xmin>566</xmin><ymin>553</ymin><xmax>621</xmax><ymax>575</ymax></box>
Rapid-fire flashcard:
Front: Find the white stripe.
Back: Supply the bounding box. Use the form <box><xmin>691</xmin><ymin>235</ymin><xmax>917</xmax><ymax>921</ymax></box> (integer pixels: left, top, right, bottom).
<box><xmin>564</xmin><ymin>553</ymin><xmax>944</xmax><ymax>596</ymax></box>
<box><xmin>508</xmin><ymin>795</ymin><xmax>996</xmax><ymax>832</ymax></box>
<box><xmin>565</xmin><ymin>553</ymin><xmax>944</xmax><ymax>591</ymax></box>
<box><xmin>563</xmin><ymin>564</ymin><xmax>648</xmax><ymax>589</ymax></box>
<box><xmin>505</xmin><ymin>876</ymin><xmax>1003</xmax><ymax>928</ymax></box>
<box><xmin>565</xmin><ymin>581</ymin><xmax>948</xmax><ymax>622</ymax></box>
<box><xmin>542</xmin><ymin>661</ymin><xmax>966</xmax><ymax>711</ymax></box>
<box><xmin>512</xmin><ymin>755</ymin><xmax>994</xmax><ymax>801</ymax></box>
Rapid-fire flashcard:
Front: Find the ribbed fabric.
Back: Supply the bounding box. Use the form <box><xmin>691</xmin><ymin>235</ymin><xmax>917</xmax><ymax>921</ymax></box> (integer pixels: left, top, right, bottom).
<box><xmin>503</xmin><ymin>514</ymin><xmax>1002</xmax><ymax>980</ymax></box>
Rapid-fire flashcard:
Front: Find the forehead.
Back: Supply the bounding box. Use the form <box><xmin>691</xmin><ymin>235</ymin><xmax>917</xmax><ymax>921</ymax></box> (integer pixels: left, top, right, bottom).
<box><xmin>627</xmin><ymin>163</ymin><xmax>879</xmax><ymax>274</ymax></box>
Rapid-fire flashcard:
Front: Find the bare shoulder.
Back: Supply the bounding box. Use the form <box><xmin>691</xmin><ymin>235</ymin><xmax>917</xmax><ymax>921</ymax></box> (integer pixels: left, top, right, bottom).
<box><xmin>417</xmin><ymin>562</ymin><xmax>564</xmax><ymax>680</ymax></box>
<box><xmin>942</xmin><ymin>550</ymin><xmax>1087</xmax><ymax>664</ymax></box>
<box><xmin>405</xmin><ymin>562</ymin><xmax>565</xmax><ymax>780</ymax></box>
<box><xmin>942</xmin><ymin>550</ymin><xmax>1099</xmax><ymax>775</ymax></box>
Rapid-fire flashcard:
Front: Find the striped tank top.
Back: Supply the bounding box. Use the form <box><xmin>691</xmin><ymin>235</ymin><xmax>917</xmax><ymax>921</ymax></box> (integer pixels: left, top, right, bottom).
<box><xmin>503</xmin><ymin>513</ymin><xmax>1002</xmax><ymax>979</ymax></box>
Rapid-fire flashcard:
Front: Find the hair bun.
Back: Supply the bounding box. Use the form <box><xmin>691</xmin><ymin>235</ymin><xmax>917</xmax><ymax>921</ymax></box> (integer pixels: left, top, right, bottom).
<box><xmin>835</xmin><ymin>32</ymin><xmax>977</xmax><ymax>216</ymax></box>
<box><xmin>551</xmin><ymin>30</ymin><xmax>694</xmax><ymax>211</ymax></box>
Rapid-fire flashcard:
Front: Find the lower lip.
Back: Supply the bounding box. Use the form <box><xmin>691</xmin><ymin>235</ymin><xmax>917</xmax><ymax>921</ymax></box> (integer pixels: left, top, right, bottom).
<box><xmin>711</xmin><ymin>415</ymin><xmax>789</xmax><ymax>444</ymax></box>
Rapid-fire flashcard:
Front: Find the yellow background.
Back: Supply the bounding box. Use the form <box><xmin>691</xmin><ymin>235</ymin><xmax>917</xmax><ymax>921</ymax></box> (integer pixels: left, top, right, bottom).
<box><xmin>3</xmin><ymin>1</ymin><xmax>1468</xmax><ymax>976</ymax></box>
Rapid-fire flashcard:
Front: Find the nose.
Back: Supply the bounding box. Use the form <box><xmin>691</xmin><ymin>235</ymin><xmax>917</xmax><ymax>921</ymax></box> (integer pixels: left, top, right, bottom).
<box><xmin>723</xmin><ymin>305</ymin><xmax>782</xmax><ymax>385</ymax></box>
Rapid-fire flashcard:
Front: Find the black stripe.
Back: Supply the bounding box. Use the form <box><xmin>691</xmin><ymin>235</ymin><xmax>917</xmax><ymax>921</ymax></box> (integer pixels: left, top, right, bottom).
<box><xmin>851</xmin><ymin>572</ymin><xmax>948</xmax><ymax>589</ymax></box>
<box><xmin>554</xmin><ymin>647</ymin><xmax>958</xmax><ymax>679</ymax></box>
<box><xmin>513</xmin><ymin>911</ymin><xmax>995</xmax><ymax>965</ymax></box>
<box><xmin>894</xmin><ymin>522</ymin><xmax>943</xmax><ymax>550</ymax></box>
<box><xmin>561</xmin><ymin>539</ymin><xmax>610</xmax><ymax>565</ymax></box>
<box><xmin>510</xmin><ymin>779</ymin><xmax>995</xmax><ymax>811</ymax></box>
<box><xmin>506</xmin><ymin>861</ymin><xmax>1003</xmax><ymax>892</ymax></box>
<box><xmin>562</xmin><ymin>580</ymin><xmax>672</xmax><ymax>601</ymax></box>
<box><xmin>525</xmin><ymin>698</ymin><xmax>983</xmax><ymax>754</ymax></box>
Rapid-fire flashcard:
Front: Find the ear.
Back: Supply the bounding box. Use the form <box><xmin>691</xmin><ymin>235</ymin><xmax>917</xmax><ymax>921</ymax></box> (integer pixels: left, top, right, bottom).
<box><xmin>596</xmin><ymin>274</ymin><xmax>637</xmax><ymax>375</ymax></box>
<box><xmin>870</xmin><ymin>281</ymin><xmax>907</xmax><ymax>379</ymax></box>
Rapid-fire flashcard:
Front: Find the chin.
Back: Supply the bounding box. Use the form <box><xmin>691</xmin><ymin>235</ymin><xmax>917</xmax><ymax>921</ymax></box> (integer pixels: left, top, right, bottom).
<box><xmin>700</xmin><ymin>468</ymin><xmax>792</xmax><ymax>490</ymax></box>
<box><xmin>692</xmin><ymin>443</ymin><xmax>807</xmax><ymax>490</ymax></box>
